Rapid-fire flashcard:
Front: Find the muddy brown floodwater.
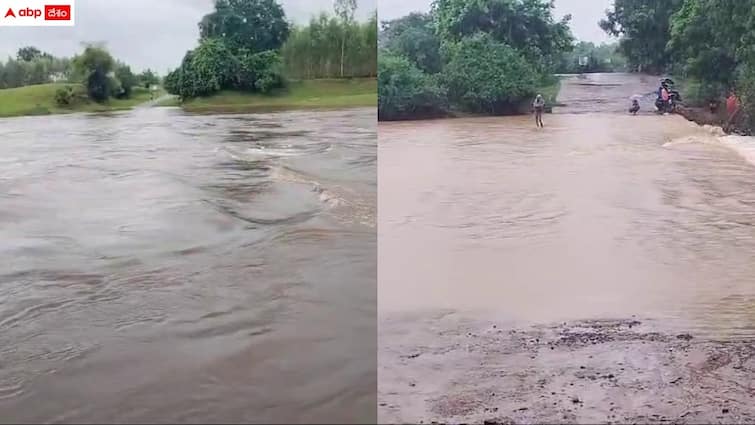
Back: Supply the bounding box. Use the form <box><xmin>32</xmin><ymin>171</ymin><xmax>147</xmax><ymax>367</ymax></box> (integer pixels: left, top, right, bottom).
<box><xmin>0</xmin><ymin>107</ymin><xmax>376</xmax><ymax>423</ymax></box>
<box><xmin>379</xmin><ymin>73</ymin><xmax>755</xmax><ymax>424</ymax></box>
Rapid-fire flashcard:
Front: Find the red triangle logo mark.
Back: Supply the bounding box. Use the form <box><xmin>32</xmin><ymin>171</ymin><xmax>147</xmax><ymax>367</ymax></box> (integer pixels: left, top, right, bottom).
<box><xmin>5</xmin><ymin>8</ymin><xmax>16</xmax><ymax>18</ymax></box>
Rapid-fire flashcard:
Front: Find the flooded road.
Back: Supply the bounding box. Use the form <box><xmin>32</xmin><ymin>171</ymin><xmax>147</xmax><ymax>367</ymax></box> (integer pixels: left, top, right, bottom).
<box><xmin>0</xmin><ymin>107</ymin><xmax>376</xmax><ymax>423</ymax></box>
<box><xmin>380</xmin><ymin>73</ymin><xmax>755</xmax><ymax>337</ymax></box>
<box><xmin>379</xmin><ymin>73</ymin><xmax>755</xmax><ymax>423</ymax></box>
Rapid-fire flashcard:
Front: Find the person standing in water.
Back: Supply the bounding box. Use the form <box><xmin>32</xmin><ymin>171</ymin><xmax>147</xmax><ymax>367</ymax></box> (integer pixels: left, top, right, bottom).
<box><xmin>533</xmin><ymin>94</ymin><xmax>545</xmax><ymax>127</ymax></box>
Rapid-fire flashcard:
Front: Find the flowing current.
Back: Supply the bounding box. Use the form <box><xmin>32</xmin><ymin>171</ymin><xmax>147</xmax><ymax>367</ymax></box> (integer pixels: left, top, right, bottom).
<box><xmin>0</xmin><ymin>107</ymin><xmax>376</xmax><ymax>423</ymax></box>
<box><xmin>379</xmin><ymin>73</ymin><xmax>755</xmax><ymax>339</ymax></box>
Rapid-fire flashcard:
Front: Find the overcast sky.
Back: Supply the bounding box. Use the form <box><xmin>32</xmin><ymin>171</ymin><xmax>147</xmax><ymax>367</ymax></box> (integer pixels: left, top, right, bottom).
<box><xmin>378</xmin><ymin>0</ymin><xmax>614</xmax><ymax>44</ymax></box>
<box><xmin>0</xmin><ymin>0</ymin><xmax>377</xmax><ymax>74</ymax></box>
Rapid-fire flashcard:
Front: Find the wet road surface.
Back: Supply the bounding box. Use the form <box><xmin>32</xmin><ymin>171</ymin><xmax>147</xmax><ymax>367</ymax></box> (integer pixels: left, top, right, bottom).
<box><xmin>378</xmin><ymin>73</ymin><xmax>755</xmax><ymax>423</ymax></box>
<box><xmin>0</xmin><ymin>107</ymin><xmax>376</xmax><ymax>423</ymax></box>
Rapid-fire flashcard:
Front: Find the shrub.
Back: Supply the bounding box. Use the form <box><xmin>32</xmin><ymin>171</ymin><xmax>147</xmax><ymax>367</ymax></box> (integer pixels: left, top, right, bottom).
<box><xmin>378</xmin><ymin>51</ymin><xmax>447</xmax><ymax>120</ymax></box>
<box><xmin>54</xmin><ymin>86</ymin><xmax>74</xmax><ymax>105</ymax></box>
<box><xmin>442</xmin><ymin>33</ymin><xmax>537</xmax><ymax>114</ymax></box>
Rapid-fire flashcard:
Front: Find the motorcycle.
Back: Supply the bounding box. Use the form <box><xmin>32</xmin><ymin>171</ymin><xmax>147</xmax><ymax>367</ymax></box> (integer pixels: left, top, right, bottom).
<box><xmin>655</xmin><ymin>78</ymin><xmax>682</xmax><ymax>113</ymax></box>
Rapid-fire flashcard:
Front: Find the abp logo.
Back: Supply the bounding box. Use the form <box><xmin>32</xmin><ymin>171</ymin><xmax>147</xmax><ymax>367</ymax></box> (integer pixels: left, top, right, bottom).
<box><xmin>0</xmin><ymin>0</ymin><xmax>74</xmax><ymax>26</ymax></box>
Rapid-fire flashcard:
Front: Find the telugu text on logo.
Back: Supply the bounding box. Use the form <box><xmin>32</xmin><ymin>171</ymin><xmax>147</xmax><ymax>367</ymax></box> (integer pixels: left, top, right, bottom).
<box><xmin>44</xmin><ymin>5</ymin><xmax>71</xmax><ymax>20</ymax></box>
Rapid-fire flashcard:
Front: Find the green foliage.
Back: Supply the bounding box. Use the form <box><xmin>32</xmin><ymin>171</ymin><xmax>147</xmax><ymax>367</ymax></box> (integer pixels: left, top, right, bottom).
<box><xmin>666</xmin><ymin>0</ymin><xmax>755</xmax><ymax>129</ymax></box>
<box><xmin>199</xmin><ymin>0</ymin><xmax>289</xmax><ymax>54</ymax></box>
<box><xmin>17</xmin><ymin>46</ymin><xmax>43</xmax><ymax>62</ymax></box>
<box><xmin>54</xmin><ymin>85</ymin><xmax>74</xmax><ymax>105</ymax></box>
<box><xmin>380</xmin><ymin>13</ymin><xmax>442</xmax><ymax>74</ymax></box>
<box><xmin>433</xmin><ymin>0</ymin><xmax>573</xmax><ymax>70</ymax></box>
<box><xmin>236</xmin><ymin>50</ymin><xmax>284</xmax><ymax>92</ymax></box>
<box><xmin>191</xmin><ymin>38</ymin><xmax>238</xmax><ymax>95</ymax></box>
<box><xmin>0</xmin><ymin>53</ymin><xmax>72</xmax><ymax>89</ymax></box>
<box><xmin>282</xmin><ymin>12</ymin><xmax>377</xmax><ymax>79</ymax></box>
<box><xmin>73</xmin><ymin>46</ymin><xmax>116</xmax><ymax>102</ymax></box>
<box><xmin>681</xmin><ymin>78</ymin><xmax>727</xmax><ymax>106</ymax></box>
<box><xmin>114</xmin><ymin>63</ymin><xmax>137</xmax><ymax>98</ymax></box>
<box><xmin>378</xmin><ymin>51</ymin><xmax>447</xmax><ymax>120</ymax></box>
<box><xmin>168</xmin><ymin>0</ymin><xmax>289</xmax><ymax>100</ymax></box>
<box><xmin>557</xmin><ymin>41</ymin><xmax>628</xmax><ymax>74</ymax></box>
<box><xmin>377</xmin><ymin>0</ymin><xmax>573</xmax><ymax>120</ymax></box>
<box><xmin>600</xmin><ymin>0</ymin><xmax>683</xmax><ymax>73</ymax></box>
<box><xmin>138</xmin><ymin>69</ymin><xmax>160</xmax><ymax>88</ymax></box>
<box><xmin>167</xmin><ymin>39</ymin><xmax>284</xmax><ymax>99</ymax></box>
<box><xmin>442</xmin><ymin>33</ymin><xmax>536</xmax><ymax>114</ymax></box>
<box><xmin>668</xmin><ymin>0</ymin><xmax>752</xmax><ymax>88</ymax></box>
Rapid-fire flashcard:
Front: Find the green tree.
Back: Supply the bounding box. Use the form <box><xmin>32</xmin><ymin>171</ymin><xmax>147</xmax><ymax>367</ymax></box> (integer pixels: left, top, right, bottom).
<box><xmin>442</xmin><ymin>33</ymin><xmax>537</xmax><ymax>114</ymax></box>
<box><xmin>72</xmin><ymin>46</ymin><xmax>116</xmax><ymax>102</ymax></box>
<box><xmin>199</xmin><ymin>0</ymin><xmax>290</xmax><ymax>54</ymax></box>
<box><xmin>378</xmin><ymin>50</ymin><xmax>447</xmax><ymax>120</ymax></box>
<box><xmin>380</xmin><ymin>13</ymin><xmax>442</xmax><ymax>74</ymax></box>
<box><xmin>334</xmin><ymin>0</ymin><xmax>357</xmax><ymax>78</ymax></box>
<box><xmin>668</xmin><ymin>0</ymin><xmax>752</xmax><ymax>89</ymax></box>
<box><xmin>236</xmin><ymin>50</ymin><xmax>284</xmax><ymax>92</ymax></box>
<box><xmin>114</xmin><ymin>63</ymin><xmax>137</xmax><ymax>98</ymax></box>
<box><xmin>433</xmin><ymin>0</ymin><xmax>573</xmax><ymax>70</ymax></box>
<box><xmin>666</xmin><ymin>0</ymin><xmax>755</xmax><ymax>129</ymax></box>
<box><xmin>600</xmin><ymin>0</ymin><xmax>683</xmax><ymax>73</ymax></box>
<box><xmin>17</xmin><ymin>46</ymin><xmax>42</xmax><ymax>62</ymax></box>
<box><xmin>138</xmin><ymin>69</ymin><xmax>160</xmax><ymax>88</ymax></box>
<box><xmin>281</xmin><ymin>12</ymin><xmax>376</xmax><ymax>79</ymax></box>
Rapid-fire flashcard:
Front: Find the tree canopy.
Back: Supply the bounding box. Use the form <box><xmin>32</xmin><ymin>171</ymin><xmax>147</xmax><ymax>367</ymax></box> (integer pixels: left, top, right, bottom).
<box><xmin>599</xmin><ymin>0</ymin><xmax>683</xmax><ymax>73</ymax></box>
<box><xmin>378</xmin><ymin>0</ymin><xmax>573</xmax><ymax>120</ymax></box>
<box><xmin>198</xmin><ymin>0</ymin><xmax>289</xmax><ymax>54</ymax></box>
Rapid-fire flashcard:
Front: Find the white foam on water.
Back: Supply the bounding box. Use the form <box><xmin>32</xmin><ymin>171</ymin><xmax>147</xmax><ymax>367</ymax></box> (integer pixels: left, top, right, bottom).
<box><xmin>718</xmin><ymin>134</ymin><xmax>755</xmax><ymax>167</ymax></box>
<box><xmin>663</xmin><ymin>122</ymin><xmax>755</xmax><ymax>167</ymax></box>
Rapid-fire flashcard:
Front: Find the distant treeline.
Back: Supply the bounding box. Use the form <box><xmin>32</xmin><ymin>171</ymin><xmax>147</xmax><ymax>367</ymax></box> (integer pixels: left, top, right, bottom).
<box><xmin>282</xmin><ymin>12</ymin><xmax>377</xmax><ymax>79</ymax></box>
<box><xmin>0</xmin><ymin>45</ymin><xmax>160</xmax><ymax>107</ymax></box>
<box><xmin>0</xmin><ymin>47</ymin><xmax>72</xmax><ymax>89</ymax></box>
<box><xmin>0</xmin><ymin>46</ymin><xmax>159</xmax><ymax>92</ymax></box>
<box><xmin>556</xmin><ymin>42</ymin><xmax>629</xmax><ymax>74</ymax></box>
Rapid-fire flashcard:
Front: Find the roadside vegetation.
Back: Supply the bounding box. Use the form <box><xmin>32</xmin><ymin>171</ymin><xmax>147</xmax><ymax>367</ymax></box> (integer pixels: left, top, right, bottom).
<box><xmin>163</xmin><ymin>0</ymin><xmax>377</xmax><ymax>112</ymax></box>
<box><xmin>0</xmin><ymin>45</ymin><xmax>161</xmax><ymax>118</ymax></box>
<box><xmin>555</xmin><ymin>41</ymin><xmax>629</xmax><ymax>74</ymax></box>
<box><xmin>601</xmin><ymin>0</ymin><xmax>755</xmax><ymax>133</ymax></box>
<box><xmin>378</xmin><ymin>0</ymin><xmax>574</xmax><ymax>121</ymax></box>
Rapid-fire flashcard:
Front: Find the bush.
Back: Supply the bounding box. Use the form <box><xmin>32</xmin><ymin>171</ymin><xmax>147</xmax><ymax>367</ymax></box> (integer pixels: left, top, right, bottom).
<box><xmin>236</xmin><ymin>50</ymin><xmax>284</xmax><ymax>92</ymax></box>
<box><xmin>682</xmin><ymin>78</ymin><xmax>726</xmax><ymax>107</ymax></box>
<box><xmin>114</xmin><ymin>64</ymin><xmax>137</xmax><ymax>98</ymax></box>
<box><xmin>54</xmin><ymin>86</ymin><xmax>74</xmax><ymax>105</ymax></box>
<box><xmin>378</xmin><ymin>51</ymin><xmax>447</xmax><ymax>120</ymax></box>
<box><xmin>735</xmin><ymin>64</ymin><xmax>755</xmax><ymax>132</ymax></box>
<box><xmin>442</xmin><ymin>34</ymin><xmax>537</xmax><ymax>114</ymax></box>
<box><xmin>166</xmin><ymin>40</ymin><xmax>285</xmax><ymax>100</ymax></box>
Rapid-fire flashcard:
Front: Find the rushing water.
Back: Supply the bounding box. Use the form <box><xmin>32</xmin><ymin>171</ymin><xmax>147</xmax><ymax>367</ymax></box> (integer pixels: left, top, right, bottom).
<box><xmin>379</xmin><ymin>73</ymin><xmax>755</xmax><ymax>339</ymax></box>
<box><xmin>0</xmin><ymin>107</ymin><xmax>376</xmax><ymax>423</ymax></box>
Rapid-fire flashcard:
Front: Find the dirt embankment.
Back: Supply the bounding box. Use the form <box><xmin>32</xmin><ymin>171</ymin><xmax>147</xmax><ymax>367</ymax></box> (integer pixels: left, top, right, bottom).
<box><xmin>379</xmin><ymin>316</ymin><xmax>755</xmax><ymax>425</ymax></box>
<box><xmin>676</xmin><ymin>104</ymin><xmax>752</xmax><ymax>136</ymax></box>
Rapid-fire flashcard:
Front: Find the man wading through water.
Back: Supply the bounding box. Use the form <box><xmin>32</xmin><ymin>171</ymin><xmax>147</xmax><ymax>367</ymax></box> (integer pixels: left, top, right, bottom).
<box><xmin>533</xmin><ymin>94</ymin><xmax>545</xmax><ymax>127</ymax></box>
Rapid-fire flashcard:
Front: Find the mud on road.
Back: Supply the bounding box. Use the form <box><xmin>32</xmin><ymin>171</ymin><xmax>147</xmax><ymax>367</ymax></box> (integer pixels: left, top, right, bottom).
<box><xmin>379</xmin><ymin>314</ymin><xmax>755</xmax><ymax>424</ymax></box>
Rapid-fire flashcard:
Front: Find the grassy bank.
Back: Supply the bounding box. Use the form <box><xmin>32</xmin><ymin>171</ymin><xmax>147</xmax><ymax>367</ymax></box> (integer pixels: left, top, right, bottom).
<box><xmin>173</xmin><ymin>78</ymin><xmax>376</xmax><ymax>113</ymax></box>
<box><xmin>0</xmin><ymin>84</ymin><xmax>162</xmax><ymax>118</ymax></box>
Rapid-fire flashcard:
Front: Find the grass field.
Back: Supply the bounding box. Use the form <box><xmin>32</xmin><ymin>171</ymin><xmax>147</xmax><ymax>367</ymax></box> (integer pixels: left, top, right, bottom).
<box><xmin>173</xmin><ymin>78</ymin><xmax>377</xmax><ymax>113</ymax></box>
<box><xmin>0</xmin><ymin>84</ymin><xmax>163</xmax><ymax>118</ymax></box>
